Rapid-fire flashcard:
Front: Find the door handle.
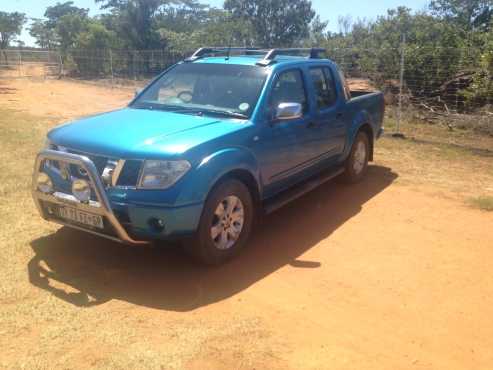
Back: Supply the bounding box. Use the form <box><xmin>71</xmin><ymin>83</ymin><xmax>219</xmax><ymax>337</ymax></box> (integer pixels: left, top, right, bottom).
<box><xmin>336</xmin><ymin>112</ymin><xmax>344</xmax><ymax>120</ymax></box>
<box><xmin>307</xmin><ymin>121</ymin><xmax>318</xmax><ymax>128</ymax></box>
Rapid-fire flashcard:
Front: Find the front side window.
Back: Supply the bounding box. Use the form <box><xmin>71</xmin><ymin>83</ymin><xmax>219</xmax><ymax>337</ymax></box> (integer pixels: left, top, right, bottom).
<box><xmin>131</xmin><ymin>63</ymin><xmax>268</xmax><ymax>118</ymax></box>
<box><xmin>309</xmin><ymin>67</ymin><xmax>337</xmax><ymax>109</ymax></box>
<box><xmin>270</xmin><ymin>69</ymin><xmax>308</xmax><ymax>114</ymax></box>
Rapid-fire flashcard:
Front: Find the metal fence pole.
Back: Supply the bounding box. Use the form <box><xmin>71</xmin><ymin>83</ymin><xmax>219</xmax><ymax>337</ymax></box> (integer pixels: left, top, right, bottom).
<box><xmin>151</xmin><ymin>50</ymin><xmax>154</xmax><ymax>75</ymax></box>
<box><xmin>395</xmin><ymin>34</ymin><xmax>406</xmax><ymax>137</ymax></box>
<box><xmin>455</xmin><ymin>51</ymin><xmax>461</xmax><ymax>113</ymax></box>
<box><xmin>58</xmin><ymin>53</ymin><xmax>63</xmax><ymax>79</ymax></box>
<box><xmin>18</xmin><ymin>51</ymin><xmax>22</xmax><ymax>77</ymax></box>
<box><xmin>109</xmin><ymin>49</ymin><xmax>114</xmax><ymax>87</ymax></box>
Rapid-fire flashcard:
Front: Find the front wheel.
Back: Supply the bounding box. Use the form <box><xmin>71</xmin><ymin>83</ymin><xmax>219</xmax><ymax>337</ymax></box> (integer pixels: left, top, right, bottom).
<box><xmin>341</xmin><ymin>131</ymin><xmax>370</xmax><ymax>183</ymax></box>
<box><xmin>188</xmin><ymin>179</ymin><xmax>254</xmax><ymax>265</ymax></box>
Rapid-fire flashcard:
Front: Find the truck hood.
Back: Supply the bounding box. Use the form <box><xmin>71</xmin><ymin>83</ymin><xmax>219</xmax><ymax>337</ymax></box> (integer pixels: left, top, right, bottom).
<box><xmin>48</xmin><ymin>108</ymin><xmax>249</xmax><ymax>159</ymax></box>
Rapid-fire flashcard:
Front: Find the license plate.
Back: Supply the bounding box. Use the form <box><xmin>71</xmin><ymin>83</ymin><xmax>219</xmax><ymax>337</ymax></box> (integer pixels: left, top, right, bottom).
<box><xmin>58</xmin><ymin>206</ymin><xmax>104</xmax><ymax>229</ymax></box>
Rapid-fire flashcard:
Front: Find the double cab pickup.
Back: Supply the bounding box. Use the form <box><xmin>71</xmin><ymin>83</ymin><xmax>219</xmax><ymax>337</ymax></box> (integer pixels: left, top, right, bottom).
<box><xmin>32</xmin><ymin>47</ymin><xmax>384</xmax><ymax>264</ymax></box>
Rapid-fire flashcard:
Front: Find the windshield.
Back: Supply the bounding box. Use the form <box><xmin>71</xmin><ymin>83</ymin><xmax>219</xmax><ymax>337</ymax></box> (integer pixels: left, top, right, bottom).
<box><xmin>131</xmin><ymin>63</ymin><xmax>268</xmax><ymax>118</ymax></box>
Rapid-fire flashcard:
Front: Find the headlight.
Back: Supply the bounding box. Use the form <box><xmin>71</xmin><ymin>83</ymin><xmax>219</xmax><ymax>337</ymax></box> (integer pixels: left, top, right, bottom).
<box><xmin>72</xmin><ymin>179</ymin><xmax>91</xmax><ymax>202</ymax></box>
<box><xmin>37</xmin><ymin>172</ymin><xmax>53</xmax><ymax>193</ymax></box>
<box><xmin>138</xmin><ymin>160</ymin><xmax>191</xmax><ymax>189</ymax></box>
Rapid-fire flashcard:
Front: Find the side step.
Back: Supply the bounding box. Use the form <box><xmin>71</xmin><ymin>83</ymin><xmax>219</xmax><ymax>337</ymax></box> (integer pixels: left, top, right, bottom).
<box><xmin>263</xmin><ymin>167</ymin><xmax>344</xmax><ymax>214</ymax></box>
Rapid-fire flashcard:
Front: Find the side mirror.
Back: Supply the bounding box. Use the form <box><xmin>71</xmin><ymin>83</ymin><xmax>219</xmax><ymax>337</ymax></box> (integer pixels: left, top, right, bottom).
<box><xmin>135</xmin><ymin>88</ymin><xmax>142</xmax><ymax>97</ymax></box>
<box><xmin>274</xmin><ymin>102</ymin><xmax>303</xmax><ymax>121</ymax></box>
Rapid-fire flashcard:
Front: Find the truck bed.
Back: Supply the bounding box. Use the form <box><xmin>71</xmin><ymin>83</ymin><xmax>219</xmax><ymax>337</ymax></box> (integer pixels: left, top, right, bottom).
<box><xmin>346</xmin><ymin>90</ymin><xmax>385</xmax><ymax>138</ymax></box>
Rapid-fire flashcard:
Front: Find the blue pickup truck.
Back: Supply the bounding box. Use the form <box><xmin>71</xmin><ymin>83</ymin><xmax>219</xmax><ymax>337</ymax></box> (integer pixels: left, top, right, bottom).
<box><xmin>32</xmin><ymin>47</ymin><xmax>384</xmax><ymax>264</ymax></box>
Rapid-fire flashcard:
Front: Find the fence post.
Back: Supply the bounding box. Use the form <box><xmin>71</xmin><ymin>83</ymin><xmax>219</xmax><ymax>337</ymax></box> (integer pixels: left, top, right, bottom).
<box><xmin>58</xmin><ymin>53</ymin><xmax>63</xmax><ymax>79</ymax></box>
<box><xmin>151</xmin><ymin>50</ymin><xmax>154</xmax><ymax>76</ymax></box>
<box><xmin>18</xmin><ymin>51</ymin><xmax>22</xmax><ymax>77</ymax></box>
<box><xmin>455</xmin><ymin>51</ymin><xmax>461</xmax><ymax>113</ymax></box>
<box><xmin>109</xmin><ymin>49</ymin><xmax>114</xmax><ymax>88</ymax></box>
<box><xmin>394</xmin><ymin>34</ymin><xmax>406</xmax><ymax>138</ymax></box>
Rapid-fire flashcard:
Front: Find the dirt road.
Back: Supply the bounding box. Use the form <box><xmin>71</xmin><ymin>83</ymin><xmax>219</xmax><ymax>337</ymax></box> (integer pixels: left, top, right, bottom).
<box><xmin>1</xmin><ymin>78</ymin><xmax>492</xmax><ymax>369</ymax></box>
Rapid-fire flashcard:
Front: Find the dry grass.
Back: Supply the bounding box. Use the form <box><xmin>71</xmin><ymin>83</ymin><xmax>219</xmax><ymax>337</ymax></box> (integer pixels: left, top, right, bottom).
<box><xmin>468</xmin><ymin>196</ymin><xmax>493</xmax><ymax>211</ymax></box>
<box><xmin>377</xmin><ymin>116</ymin><xmax>493</xmax><ymax>199</ymax></box>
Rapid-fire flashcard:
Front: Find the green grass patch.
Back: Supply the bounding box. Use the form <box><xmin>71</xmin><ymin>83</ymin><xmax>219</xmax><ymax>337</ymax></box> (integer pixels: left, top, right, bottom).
<box><xmin>468</xmin><ymin>196</ymin><xmax>493</xmax><ymax>211</ymax></box>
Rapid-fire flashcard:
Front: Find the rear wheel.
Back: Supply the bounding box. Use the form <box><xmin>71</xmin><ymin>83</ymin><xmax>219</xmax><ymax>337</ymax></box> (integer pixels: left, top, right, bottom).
<box><xmin>341</xmin><ymin>131</ymin><xmax>370</xmax><ymax>183</ymax></box>
<box><xmin>188</xmin><ymin>179</ymin><xmax>254</xmax><ymax>265</ymax></box>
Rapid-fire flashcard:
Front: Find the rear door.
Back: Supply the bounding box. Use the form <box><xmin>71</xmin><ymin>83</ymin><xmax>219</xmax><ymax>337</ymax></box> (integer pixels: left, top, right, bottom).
<box><xmin>306</xmin><ymin>65</ymin><xmax>346</xmax><ymax>161</ymax></box>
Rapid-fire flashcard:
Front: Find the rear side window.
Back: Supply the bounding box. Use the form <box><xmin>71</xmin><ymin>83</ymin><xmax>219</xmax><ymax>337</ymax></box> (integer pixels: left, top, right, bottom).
<box><xmin>309</xmin><ymin>67</ymin><xmax>337</xmax><ymax>109</ymax></box>
<box><xmin>270</xmin><ymin>69</ymin><xmax>308</xmax><ymax>113</ymax></box>
<box><xmin>337</xmin><ymin>67</ymin><xmax>352</xmax><ymax>100</ymax></box>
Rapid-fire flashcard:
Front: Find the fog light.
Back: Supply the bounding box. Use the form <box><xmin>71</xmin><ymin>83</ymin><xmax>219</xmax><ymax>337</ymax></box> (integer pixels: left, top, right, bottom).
<box><xmin>37</xmin><ymin>172</ymin><xmax>53</xmax><ymax>193</ymax></box>
<box><xmin>72</xmin><ymin>179</ymin><xmax>91</xmax><ymax>202</ymax></box>
<box><xmin>148</xmin><ymin>217</ymin><xmax>165</xmax><ymax>232</ymax></box>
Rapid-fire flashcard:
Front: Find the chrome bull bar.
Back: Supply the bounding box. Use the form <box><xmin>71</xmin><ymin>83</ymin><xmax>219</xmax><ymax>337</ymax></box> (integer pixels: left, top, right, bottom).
<box><xmin>32</xmin><ymin>149</ymin><xmax>148</xmax><ymax>245</ymax></box>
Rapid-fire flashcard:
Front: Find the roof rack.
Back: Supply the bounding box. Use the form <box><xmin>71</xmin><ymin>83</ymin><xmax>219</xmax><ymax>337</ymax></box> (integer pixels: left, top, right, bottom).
<box><xmin>184</xmin><ymin>47</ymin><xmax>327</xmax><ymax>65</ymax></box>
<box><xmin>184</xmin><ymin>47</ymin><xmax>261</xmax><ymax>62</ymax></box>
<box><xmin>255</xmin><ymin>48</ymin><xmax>327</xmax><ymax>66</ymax></box>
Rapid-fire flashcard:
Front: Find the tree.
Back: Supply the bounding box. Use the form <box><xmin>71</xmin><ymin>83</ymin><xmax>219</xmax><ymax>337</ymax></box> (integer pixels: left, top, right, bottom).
<box><xmin>95</xmin><ymin>0</ymin><xmax>171</xmax><ymax>50</ymax></box>
<box><xmin>29</xmin><ymin>18</ymin><xmax>58</xmax><ymax>49</ymax></box>
<box><xmin>56</xmin><ymin>13</ymin><xmax>90</xmax><ymax>53</ymax></box>
<box><xmin>29</xmin><ymin>2</ymin><xmax>89</xmax><ymax>51</ymax></box>
<box><xmin>430</xmin><ymin>0</ymin><xmax>493</xmax><ymax>30</ymax></box>
<box><xmin>223</xmin><ymin>0</ymin><xmax>316</xmax><ymax>47</ymax></box>
<box><xmin>462</xmin><ymin>24</ymin><xmax>493</xmax><ymax>107</ymax></box>
<box><xmin>44</xmin><ymin>1</ymin><xmax>89</xmax><ymax>29</ymax></box>
<box><xmin>76</xmin><ymin>21</ymin><xmax>118</xmax><ymax>50</ymax></box>
<box><xmin>307</xmin><ymin>15</ymin><xmax>328</xmax><ymax>45</ymax></box>
<box><xmin>337</xmin><ymin>15</ymin><xmax>353</xmax><ymax>35</ymax></box>
<box><xmin>155</xmin><ymin>0</ymin><xmax>210</xmax><ymax>34</ymax></box>
<box><xmin>73</xmin><ymin>21</ymin><xmax>119</xmax><ymax>76</ymax></box>
<box><xmin>158</xmin><ymin>8</ymin><xmax>256</xmax><ymax>53</ymax></box>
<box><xmin>202</xmin><ymin>9</ymin><xmax>256</xmax><ymax>47</ymax></box>
<box><xmin>0</xmin><ymin>11</ymin><xmax>26</xmax><ymax>50</ymax></box>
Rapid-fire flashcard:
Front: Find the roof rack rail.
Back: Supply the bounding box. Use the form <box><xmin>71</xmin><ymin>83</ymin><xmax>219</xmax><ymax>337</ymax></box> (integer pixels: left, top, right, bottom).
<box><xmin>183</xmin><ymin>47</ymin><xmax>327</xmax><ymax>65</ymax></box>
<box><xmin>255</xmin><ymin>48</ymin><xmax>327</xmax><ymax>66</ymax></box>
<box><xmin>184</xmin><ymin>47</ymin><xmax>261</xmax><ymax>62</ymax></box>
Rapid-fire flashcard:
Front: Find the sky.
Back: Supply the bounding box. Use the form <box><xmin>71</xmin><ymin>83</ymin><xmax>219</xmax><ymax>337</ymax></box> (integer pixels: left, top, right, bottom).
<box><xmin>3</xmin><ymin>0</ymin><xmax>430</xmax><ymax>46</ymax></box>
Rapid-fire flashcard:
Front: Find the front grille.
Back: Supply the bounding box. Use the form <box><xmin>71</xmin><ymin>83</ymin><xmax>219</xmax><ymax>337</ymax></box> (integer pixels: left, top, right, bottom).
<box><xmin>67</xmin><ymin>149</ymin><xmax>112</xmax><ymax>179</ymax></box>
<box><xmin>48</xmin><ymin>147</ymin><xmax>142</xmax><ymax>187</ymax></box>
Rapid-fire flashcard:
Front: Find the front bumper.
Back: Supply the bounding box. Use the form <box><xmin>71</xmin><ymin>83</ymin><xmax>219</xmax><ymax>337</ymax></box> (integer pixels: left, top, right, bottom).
<box><xmin>32</xmin><ymin>149</ymin><xmax>201</xmax><ymax>244</ymax></box>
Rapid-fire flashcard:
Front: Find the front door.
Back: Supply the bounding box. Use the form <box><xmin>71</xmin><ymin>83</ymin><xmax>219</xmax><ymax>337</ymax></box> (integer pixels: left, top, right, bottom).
<box><xmin>256</xmin><ymin>68</ymin><xmax>315</xmax><ymax>196</ymax></box>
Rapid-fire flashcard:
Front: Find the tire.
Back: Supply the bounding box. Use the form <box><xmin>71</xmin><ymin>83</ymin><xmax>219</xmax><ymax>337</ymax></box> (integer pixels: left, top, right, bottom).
<box><xmin>341</xmin><ymin>131</ymin><xmax>370</xmax><ymax>183</ymax></box>
<box><xmin>188</xmin><ymin>179</ymin><xmax>254</xmax><ymax>265</ymax></box>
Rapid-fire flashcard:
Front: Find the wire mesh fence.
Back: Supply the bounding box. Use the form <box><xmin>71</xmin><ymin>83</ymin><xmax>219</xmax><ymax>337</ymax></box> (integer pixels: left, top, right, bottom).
<box><xmin>328</xmin><ymin>45</ymin><xmax>492</xmax><ymax>135</ymax></box>
<box><xmin>66</xmin><ymin>49</ymin><xmax>187</xmax><ymax>82</ymax></box>
<box><xmin>1</xmin><ymin>46</ymin><xmax>491</xmax><ymax>134</ymax></box>
<box><xmin>0</xmin><ymin>49</ymin><xmax>60</xmax><ymax>79</ymax></box>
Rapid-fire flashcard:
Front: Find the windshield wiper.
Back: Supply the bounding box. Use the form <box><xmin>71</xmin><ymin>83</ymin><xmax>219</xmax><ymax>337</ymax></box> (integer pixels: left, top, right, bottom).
<box><xmin>155</xmin><ymin>104</ymin><xmax>248</xmax><ymax>119</ymax></box>
<box><xmin>131</xmin><ymin>102</ymin><xmax>248</xmax><ymax>119</ymax></box>
<box><xmin>131</xmin><ymin>103</ymin><xmax>199</xmax><ymax>114</ymax></box>
<box><xmin>199</xmin><ymin>108</ymin><xmax>248</xmax><ymax>119</ymax></box>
